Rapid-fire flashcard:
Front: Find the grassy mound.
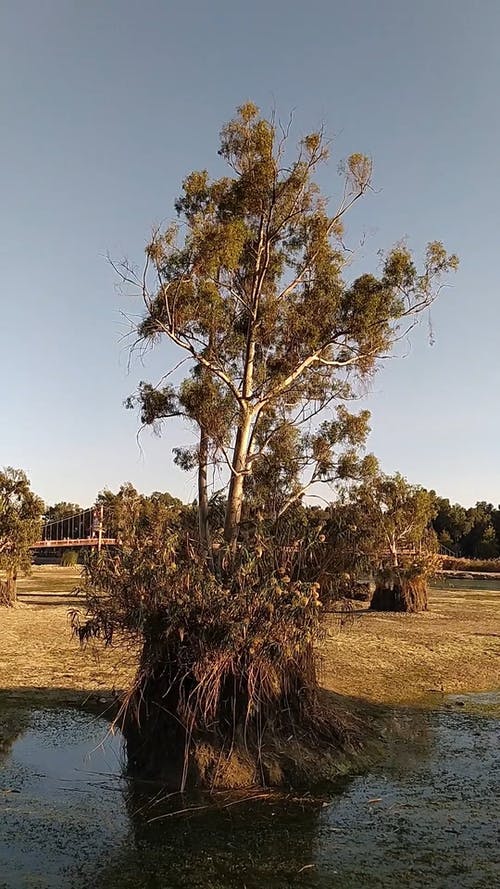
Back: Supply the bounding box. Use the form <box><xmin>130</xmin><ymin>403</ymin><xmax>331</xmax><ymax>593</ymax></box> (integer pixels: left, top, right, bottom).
<box><xmin>370</xmin><ymin>568</ymin><xmax>428</xmax><ymax>613</ymax></box>
<box><xmin>72</xmin><ymin>529</ymin><xmax>354</xmax><ymax>790</ymax></box>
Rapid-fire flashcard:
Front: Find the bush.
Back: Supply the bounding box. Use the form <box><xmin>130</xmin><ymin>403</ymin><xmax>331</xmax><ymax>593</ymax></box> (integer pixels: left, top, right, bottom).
<box><xmin>370</xmin><ymin>553</ymin><xmax>440</xmax><ymax>613</ymax></box>
<box><xmin>71</xmin><ymin>524</ymin><xmax>348</xmax><ymax>790</ymax></box>
<box><xmin>441</xmin><ymin>556</ymin><xmax>500</xmax><ymax>573</ymax></box>
<box><xmin>370</xmin><ymin>570</ymin><xmax>428</xmax><ymax>613</ymax></box>
<box><xmin>60</xmin><ymin>549</ymin><xmax>79</xmax><ymax>567</ymax></box>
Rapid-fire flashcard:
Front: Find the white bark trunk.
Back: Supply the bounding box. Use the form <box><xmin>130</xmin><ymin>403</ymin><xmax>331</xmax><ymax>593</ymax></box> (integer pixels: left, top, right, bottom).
<box><xmin>224</xmin><ymin>411</ymin><xmax>253</xmax><ymax>548</ymax></box>
<box><xmin>198</xmin><ymin>429</ymin><xmax>211</xmax><ymax>551</ymax></box>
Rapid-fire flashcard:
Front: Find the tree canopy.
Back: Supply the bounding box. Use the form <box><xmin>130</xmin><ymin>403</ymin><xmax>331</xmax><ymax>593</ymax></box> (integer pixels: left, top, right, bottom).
<box><xmin>432</xmin><ymin>497</ymin><xmax>500</xmax><ymax>559</ymax></box>
<box><xmin>44</xmin><ymin>501</ymin><xmax>82</xmax><ymax>524</ymax></box>
<box><xmin>352</xmin><ymin>472</ymin><xmax>437</xmax><ymax>568</ymax></box>
<box><xmin>0</xmin><ymin>467</ymin><xmax>44</xmax><ymax>606</ymax></box>
<box><xmin>96</xmin><ymin>484</ymin><xmax>185</xmax><ymax>544</ymax></box>
<box><xmin>122</xmin><ymin>102</ymin><xmax>458</xmax><ymax>551</ymax></box>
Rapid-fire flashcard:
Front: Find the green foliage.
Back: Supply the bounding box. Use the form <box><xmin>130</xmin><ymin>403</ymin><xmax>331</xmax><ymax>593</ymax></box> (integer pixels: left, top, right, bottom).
<box><xmin>60</xmin><ymin>549</ymin><xmax>79</xmax><ymax>567</ymax></box>
<box><xmin>75</xmin><ymin>531</ymin><xmax>322</xmax><ymax>658</ymax></box>
<box><xmin>121</xmin><ymin>102</ymin><xmax>458</xmax><ymax>547</ymax></box>
<box><xmin>0</xmin><ymin>467</ymin><xmax>44</xmax><ymax>605</ymax></box>
<box><xmin>96</xmin><ymin>484</ymin><xmax>185</xmax><ymax>543</ymax></box>
<box><xmin>349</xmin><ymin>472</ymin><xmax>437</xmax><ymax>567</ymax></box>
<box><xmin>474</xmin><ymin>524</ymin><xmax>499</xmax><ymax>559</ymax></box>
<box><xmin>44</xmin><ymin>501</ymin><xmax>81</xmax><ymax>523</ymax></box>
<box><xmin>432</xmin><ymin>496</ymin><xmax>500</xmax><ymax>558</ymax></box>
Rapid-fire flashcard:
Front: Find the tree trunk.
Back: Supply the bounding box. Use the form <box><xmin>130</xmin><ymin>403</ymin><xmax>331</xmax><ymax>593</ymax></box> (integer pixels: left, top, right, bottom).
<box><xmin>198</xmin><ymin>428</ymin><xmax>211</xmax><ymax>551</ymax></box>
<box><xmin>389</xmin><ymin>542</ymin><xmax>399</xmax><ymax>568</ymax></box>
<box><xmin>223</xmin><ymin>271</ymin><xmax>258</xmax><ymax>549</ymax></box>
<box><xmin>224</xmin><ymin>410</ymin><xmax>253</xmax><ymax>548</ymax></box>
<box><xmin>0</xmin><ymin>567</ymin><xmax>17</xmax><ymax>607</ymax></box>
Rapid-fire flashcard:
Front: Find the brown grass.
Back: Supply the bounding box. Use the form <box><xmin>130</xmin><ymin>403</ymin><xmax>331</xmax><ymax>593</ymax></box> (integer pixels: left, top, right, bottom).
<box><xmin>441</xmin><ymin>556</ymin><xmax>500</xmax><ymax>574</ymax></box>
<box><xmin>1</xmin><ymin>568</ymin><xmax>135</xmax><ymax>694</ymax></box>
<box><xmin>1</xmin><ymin>569</ymin><xmax>499</xmax><ymax>708</ymax></box>
<box><xmin>322</xmin><ymin>583</ymin><xmax>500</xmax><ymax>705</ymax></box>
<box><xmin>16</xmin><ymin>565</ymin><xmax>83</xmax><ymax>600</ymax></box>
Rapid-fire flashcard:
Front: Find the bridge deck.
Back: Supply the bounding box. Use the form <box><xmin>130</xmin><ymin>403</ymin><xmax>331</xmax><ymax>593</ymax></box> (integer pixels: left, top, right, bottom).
<box><xmin>31</xmin><ymin>538</ymin><xmax>117</xmax><ymax>549</ymax></box>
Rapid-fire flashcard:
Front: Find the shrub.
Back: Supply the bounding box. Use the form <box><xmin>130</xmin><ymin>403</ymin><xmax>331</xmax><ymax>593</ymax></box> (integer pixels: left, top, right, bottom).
<box><xmin>370</xmin><ymin>552</ymin><xmax>441</xmax><ymax>613</ymax></box>
<box><xmin>60</xmin><ymin>549</ymin><xmax>79</xmax><ymax>567</ymax></box>
<box><xmin>71</xmin><ymin>523</ymin><xmax>348</xmax><ymax>789</ymax></box>
<box><xmin>441</xmin><ymin>556</ymin><xmax>500</xmax><ymax>573</ymax></box>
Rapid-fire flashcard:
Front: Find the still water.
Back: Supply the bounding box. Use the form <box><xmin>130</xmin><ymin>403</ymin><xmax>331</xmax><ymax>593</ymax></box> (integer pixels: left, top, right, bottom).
<box><xmin>0</xmin><ymin>695</ymin><xmax>498</xmax><ymax>888</ymax></box>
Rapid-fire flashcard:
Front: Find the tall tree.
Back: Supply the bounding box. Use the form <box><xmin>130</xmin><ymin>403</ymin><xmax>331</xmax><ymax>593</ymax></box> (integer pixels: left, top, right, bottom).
<box><xmin>43</xmin><ymin>501</ymin><xmax>83</xmax><ymax>541</ymax></box>
<box><xmin>121</xmin><ymin>103</ymin><xmax>458</xmax><ymax>552</ymax></box>
<box><xmin>431</xmin><ymin>496</ymin><xmax>471</xmax><ymax>553</ymax></box>
<box><xmin>96</xmin><ymin>484</ymin><xmax>184</xmax><ymax>543</ymax></box>
<box><xmin>82</xmin><ymin>104</ymin><xmax>459</xmax><ymax>788</ymax></box>
<box><xmin>462</xmin><ymin>502</ymin><xmax>499</xmax><ymax>559</ymax></box>
<box><xmin>357</xmin><ymin>473</ymin><xmax>437</xmax><ymax>568</ymax></box>
<box><xmin>0</xmin><ymin>468</ymin><xmax>44</xmax><ymax>606</ymax></box>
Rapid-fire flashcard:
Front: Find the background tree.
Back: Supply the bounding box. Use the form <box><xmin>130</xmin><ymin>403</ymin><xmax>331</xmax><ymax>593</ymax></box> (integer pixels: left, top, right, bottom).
<box><xmin>431</xmin><ymin>497</ymin><xmax>500</xmax><ymax>559</ymax></box>
<box><xmin>461</xmin><ymin>502</ymin><xmax>499</xmax><ymax>559</ymax></box>
<box><xmin>355</xmin><ymin>472</ymin><xmax>437</xmax><ymax>612</ymax></box>
<box><xmin>314</xmin><ymin>491</ymin><xmax>383</xmax><ymax>602</ymax></box>
<box><xmin>44</xmin><ymin>501</ymin><xmax>81</xmax><ymax>523</ymax></box>
<box><xmin>43</xmin><ymin>501</ymin><xmax>83</xmax><ymax>543</ymax></box>
<box><xmin>96</xmin><ymin>484</ymin><xmax>185</xmax><ymax>543</ymax></box>
<box><xmin>360</xmin><ymin>473</ymin><xmax>437</xmax><ymax>568</ymax></box>
<box><xmin>490</xmin><ymin>506</ymin><xmax>500</xmax><ymax>553</ymax></box>
<box><xmin>431</xmin><ymin>496</ymin><xmax>471</xmax><ymax>554</ymax></box>
<box><xmin>0</xmin><ymin>468</ymin><xmax>44</xmax><ymax>607</ymax></box>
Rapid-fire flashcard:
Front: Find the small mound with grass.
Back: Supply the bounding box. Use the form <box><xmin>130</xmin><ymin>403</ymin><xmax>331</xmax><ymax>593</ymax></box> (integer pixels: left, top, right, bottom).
<box><xmin>72</xmin><ymin>531</ymin><xmax>361</xmax><ymax>791</ymax></box>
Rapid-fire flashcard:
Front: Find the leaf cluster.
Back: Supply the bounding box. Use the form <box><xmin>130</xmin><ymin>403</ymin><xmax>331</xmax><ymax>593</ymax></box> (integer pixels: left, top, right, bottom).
<box><xmin>122</xmin><ymin>102</ymin><xmax>458</xmax><ymax>537</ymax></box>
<box><xmin>0</xmin><ymin>467</ymin><xmax>44</xmax><ymax>576</ymax></box>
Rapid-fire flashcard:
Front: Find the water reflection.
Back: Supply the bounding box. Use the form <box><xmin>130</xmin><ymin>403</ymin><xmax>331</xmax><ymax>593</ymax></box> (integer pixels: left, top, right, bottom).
<box><xmin>89</xmin><ymin>793</ymin><xmax>325</xmax><ymax>888</ymax></box>
<box><xmin>0</xmin><ymin>704</ymin><xmax>126</xmax><ymax>889</ymax></box>
<box><xmin>0</xmin><ymin>697</ymin><xmax>498</xmax><ymax>888</ymax></box>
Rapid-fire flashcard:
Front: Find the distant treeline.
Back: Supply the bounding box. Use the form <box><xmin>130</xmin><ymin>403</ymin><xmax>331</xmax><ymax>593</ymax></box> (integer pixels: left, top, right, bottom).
<box><xmin>432</xmin><ymin>498</ymin><xmax>500</xmax><ymax>558</ymax></box>
<box><xmin>43</xmin><ymin>491</ymin><xmax>500</xmax><ymax>561</ymax></box>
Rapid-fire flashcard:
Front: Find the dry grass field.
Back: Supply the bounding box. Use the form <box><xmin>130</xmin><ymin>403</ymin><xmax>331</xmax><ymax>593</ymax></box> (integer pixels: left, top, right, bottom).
<box><xmin>15</xmin><ymin>565</ymin><xmax>84</xmax><ymax>601</ymax></box>
<box><xmin>322</xmin><ymin>584</ymin><xmax>500</xmax><ymax>705</ymax></box>
<box><xmin>2</xmin><ymin>567</ymin><xmax>134</xmax><ymax>696</ymax></box>
<box><xmin>1</xmin><ymin>568</ymin><xmax>499</xmax><ymax>706</ymax></box>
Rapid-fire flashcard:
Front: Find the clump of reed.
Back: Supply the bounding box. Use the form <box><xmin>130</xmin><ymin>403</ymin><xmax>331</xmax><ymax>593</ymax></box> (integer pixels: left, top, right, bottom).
<box><xmin>441</xmin><ymin>556</ymin><xmax>500</xmax><ymax>573</ymax></box>
<box><xmin>71</xmin><ymin>522</ymin><xmax>347</xmax><ymax>789</ymax></box>
<box><xmin>370</xmin><ymin>552</ymin><xmax>441</xmax><ymax>613</ymax></box>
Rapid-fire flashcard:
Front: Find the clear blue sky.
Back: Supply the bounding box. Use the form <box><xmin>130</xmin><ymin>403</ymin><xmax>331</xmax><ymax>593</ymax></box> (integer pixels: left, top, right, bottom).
<box><xmin>1</xmin><ymin>0</ymin><xmax>498</xmax><ymax>508</ymax></box>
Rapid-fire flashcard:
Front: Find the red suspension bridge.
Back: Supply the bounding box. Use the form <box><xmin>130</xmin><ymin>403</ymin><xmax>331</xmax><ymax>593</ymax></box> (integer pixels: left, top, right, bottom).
<box><xmin>31</xmin><ymin>506</ymin><xmax>117</xmax><ymax>552</ymax></box>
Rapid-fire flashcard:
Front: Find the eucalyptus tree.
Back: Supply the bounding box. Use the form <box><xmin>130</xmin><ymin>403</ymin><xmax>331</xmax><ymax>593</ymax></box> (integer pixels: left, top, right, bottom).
<box><xmin>122</xmin><ymin>102</ymin><xmax>458</xmax><ymax>551</ymax></box>
<box><xmin>356</xmin><ymin>473</ymin><xmax>437</xmax><ymax>569</ymax></box>
<box><xmin>0</xmin><ymin>468</ymin><xmax>44</xmax><ymax>606</ymax></box>
<box><xmin>85</xmin><ymin>104</ymin><xmax>459</xmax><ymax>787</ymax></box>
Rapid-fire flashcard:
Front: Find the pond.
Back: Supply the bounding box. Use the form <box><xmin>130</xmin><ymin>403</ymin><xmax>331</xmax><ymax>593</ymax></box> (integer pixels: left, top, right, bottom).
<box><xmin>0</xmin><ymin>694</ymin><xmax>498</xmax><ymax>888</ymax></box>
